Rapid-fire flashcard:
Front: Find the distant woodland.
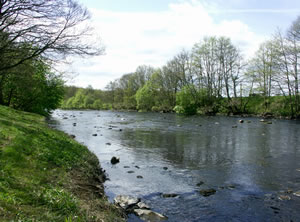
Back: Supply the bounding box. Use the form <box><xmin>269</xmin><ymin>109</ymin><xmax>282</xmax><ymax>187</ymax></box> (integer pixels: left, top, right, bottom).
<box><xmin>0</xmin><ymin>1</ymin><xmax>299</xmax><ymax>118</ymax></box>
<box><xmin>62</xmin><ymin>16</ymin><xmax>300</xmax><ymax>118</ymax></box>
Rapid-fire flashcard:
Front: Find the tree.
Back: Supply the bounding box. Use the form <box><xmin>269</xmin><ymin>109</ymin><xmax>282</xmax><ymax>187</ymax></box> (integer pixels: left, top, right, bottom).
<box><xmin>247</xmin><ymin>40</ymin><xmax>278</xmax><ymax>111</ymax></box>
<box><xmin>1</xmin><ymin>58</ymin><xmax>64</xmax><ymax>115</ymax></box>
<box><xmin>0</xmin><ymin>0</ymin><xmax>104</xmax><ymax>72</ymax></box>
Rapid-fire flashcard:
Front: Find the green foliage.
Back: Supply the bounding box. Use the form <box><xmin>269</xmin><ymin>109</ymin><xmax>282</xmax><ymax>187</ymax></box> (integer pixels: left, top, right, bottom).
<box><xmin>1</xmin><ymin>58</ymin><xmax>64</xmax><ymax>116</ymax></box>
<box><xmin>176</xmin><ymin>86</ymin><xmax>198</xmax><ymax>115</ymax></box>
<box><xmin>136</xmin><ymin>81</ymin><xmax>156</xmax><ymax>111</ymax></box>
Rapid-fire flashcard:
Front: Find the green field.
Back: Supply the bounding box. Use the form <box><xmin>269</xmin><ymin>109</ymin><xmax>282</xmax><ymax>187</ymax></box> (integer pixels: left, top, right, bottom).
<box><xmin>0</xmin><ymin>105</ymin><xmax>124</xmax><ymax>222</ymax></box>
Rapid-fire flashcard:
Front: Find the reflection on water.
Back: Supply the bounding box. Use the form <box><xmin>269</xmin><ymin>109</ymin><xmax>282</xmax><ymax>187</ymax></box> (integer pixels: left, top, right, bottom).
<box><xmin>51</xmin><ymin>110</ymin><xmax>300</xmax><ymax>222</ymax></box>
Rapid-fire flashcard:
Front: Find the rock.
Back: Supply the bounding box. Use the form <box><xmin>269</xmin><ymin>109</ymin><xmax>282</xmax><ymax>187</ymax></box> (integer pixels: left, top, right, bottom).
<box><xmin>177</xmin><ymin>124</ymin><xmax>182</xmax><ymax>127</ymax></box>
<box><xmin>263</xmin><ymin>112</ymin><xmax>273</xmax><ymax>119</ymax></box>
<box><xmin>226</xmin><ymin>184</ymin><xmax>236</xmax><ymax>189</ymax></box>
<box><xmin>134</xmin><ymin>209</ymin><xmax>167</xmax><ymax>222</ymax></box>
<box><xmin>108</xmin><ymin>128</ymin><xmax>112</xmax><ymax>130</ymax></box>
<box><xmin>124</xmin><ymin>166</ymin><xmax>130</xmax><ymax>168</ymax></box>
<box><xmin>70</xmin><ymin>134</ymin><xmax>76</xmax><ymax>139</ymax></box>
<box><xmin>278</xmin><ymin>195</ymin><xmax>291</xmax><ymax>200</ymax></box>
<box><xmin>239</xmin><ymin>119</ymin><xmax>244</xmax><ymax>123</ymax></box>
<box><xmin>127</xmin><ymin>171</ymin><xmax>135</xmax><ymax>174</ymax></box>
<box><xmin>111</xmin><ymin>157</ymin><xmax>120</xmax><ymax>164</ymax></box>
<box><xmin>260</xmin><ymin>119</ymin><xmax>272</xmax><ymax>124</ymax></box>
<box><xmin>97</xmin><ymin>115</ymin><xmax>101</xmax><ymax>117</ymax></box>
<box><xmin>92</xmin><ymin>134</ymin><xmax>97</xmax><ymax>136</ymax></box>
<box><xmin>73</xmin><ymin>123</ymin><xmax>77</xmax><ymax>126</ymax></box>
<box><xmin>135</xmin><ymin>166</ymin><xmax>140</xmax><ymax>169</ymax></box>
<box><xmin>247</xmin><ymin>120</ymin><xmax>251</xmax><ymax>123</ymax></box>
<box><xmin>163</xmin><ymin>167</ymin><xmax>168</xmax><ymax>170</ymax></box>
<box><xmin>285</xmin><ymin>189</ymin><xmax>293</xmax><ymax>194</ymax></box>
<box><xmin>63</xmin><ymin>117</ymin><xmax>68</xmax><ymax>119</ymax></box>
<box><xmin>215</xmin><ymin>122</ymin><xmax>219</xmax><ymax>125</ymax></box>
<box><xmin>293</xmin><ymin>191</ymin><xmax>300</xmax><ymax>197</ymax></box>
<box><xmin>199</xmin><ymin>188</ymin><xmax>216</xmax><ymax>197</ymax></box>
<box><xmin>121</xmin><ymin>118</ymin><xmax>126</xmax><ymax>121</ymax></box>
<box><xmin>232</xmin><ymin>125</ymin><xmax>238</xmax><ymax>128</ymax></box>
<box><xmin>137</xmin><ymin>175</ymin><xmax>143</xmax><ymax>179</ymax></box>
<box><xmin>119</xmin><ymin>129</ymin><xmax>123</xmax><ymax>131</ymax></box>
<box><xmin>270</xmin><ymin>206</ymin><xmax>280</xmax><ymax>211</ymax></box>
<box><xmin>137</xmin><ymin>202</ymin><xmax>150</xmax><ymax>209</ymax></box>
<box><xmin>196</xmin><ymin>181</ymin><xmax>204</xmax><ymax>187</ymax></box>
<box><xmin>106</xmin><ymin>142</ymin><xmax>111</xmax><ymax>145</ymax></box>
<box><xmin>114</xmin><ymin>195</ymin><xmax>140</xmax><ymax>210</ymax></box>
<box><xmin>162</xmin><ymin>193</ymin><xmax>178</xmax><ymax>198</ymax></box>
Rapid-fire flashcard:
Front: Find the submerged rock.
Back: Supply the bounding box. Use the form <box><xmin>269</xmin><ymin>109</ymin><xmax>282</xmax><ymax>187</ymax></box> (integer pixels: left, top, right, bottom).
<box><xmin>127</xmin><ymin>171</ymin><xmax>135</xmax><ymax>174</ymax></box>
<box><xmin>278</xmin><ymin>195</ymin><xmax>291</xmax><ymax>201</ymax></box>
<box><xmin>196</xmin><ymin>181</ymin><xmax>204</xmax><ymax>187</ymax></box>
<box><xmin>226</xmin><ymin>184</ymin><xmax>236</xmax><ymax>190</ymax></box>
<box><xmin>199</xmin><ymin>188</ymin><xmax>216</xmax><ymax>197</ymax></box>
<box><xmin>92</xmin><ymin>133</ymin><xmax>97</xmax><ymax>136</ymax></box>
<box><xmin>133</xmin><ymin>209</ymin><xmax>167</xmax><ymax>222</ymax></box>
<box><xmin>106</xmin><ymin>142</ymin><xmax>111</xmax><ymax>145</ymax></box>
<box><xmin>162</xmin><ymin>193</ymin><xmax>178</xmax><ymax>198</ymax></box>
<box><xmin>163</xmin><ymin>167</ymin><xmax>168</xmax><ymax>170</ymax></box>
<box><xmin>111</xmin><ymin>157</ymin><xmax>120</xmax><ymax>165</ymax></box>
<box><xmin>232</xmin><ymin>125</ymin><xmax>238</xmax><ymax>128</ymax></box>
<box><xmin>114</xmin><ymin>195</ymin><xmax>140</xmax><ymax>210</ymax></box>
<box><xmin>137</xmin><ymin>175</ymin><xmax>143</xmax><ymax>179</ymax></box>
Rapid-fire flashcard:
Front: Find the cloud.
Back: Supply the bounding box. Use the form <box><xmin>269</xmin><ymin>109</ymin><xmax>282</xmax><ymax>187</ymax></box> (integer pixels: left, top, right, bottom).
<box><xmin>64</xmin><ymin>0</ymin><xmax>267</xmax><ymax>89</ymax></box>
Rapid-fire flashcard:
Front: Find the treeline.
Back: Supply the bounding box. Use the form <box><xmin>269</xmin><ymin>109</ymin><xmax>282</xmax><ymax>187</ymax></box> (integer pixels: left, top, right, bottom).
<box><xmin>0</xmin><ymin>0</ymin><xmax>102</xmax><ymax>116</ymax></box>
<box><xmin>63</xmin><ymin>16</ymin><xmax>300</xmax><ymax>118</ymax></box>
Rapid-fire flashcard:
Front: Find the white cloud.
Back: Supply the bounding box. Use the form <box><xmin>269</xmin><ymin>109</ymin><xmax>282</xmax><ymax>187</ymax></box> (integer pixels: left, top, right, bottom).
<box><xmin>63</xmin><ymin>0</ymin><xmax>267</xmax><ymax>89</ymax></box>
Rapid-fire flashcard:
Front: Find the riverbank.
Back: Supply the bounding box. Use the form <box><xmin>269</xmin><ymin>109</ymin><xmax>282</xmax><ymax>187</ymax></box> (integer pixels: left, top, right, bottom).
<box><xmin>0</xmin><ymin>105</ymin><xmax>125</xmax><ymax>221</ymax></box>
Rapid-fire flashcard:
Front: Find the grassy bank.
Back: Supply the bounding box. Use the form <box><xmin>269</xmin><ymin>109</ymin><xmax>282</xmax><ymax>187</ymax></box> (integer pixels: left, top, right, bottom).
<box><xmin>0</xmin><ymin>105</ymin><xmax>124</xmax><ymax>222</ymax></box>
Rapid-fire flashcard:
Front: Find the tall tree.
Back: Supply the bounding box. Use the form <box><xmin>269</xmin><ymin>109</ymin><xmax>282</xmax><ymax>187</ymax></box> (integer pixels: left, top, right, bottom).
<box><xmin>0</xmin><ymin>0</ymin><xmax>104</xmax><ymax>72</ymax></box>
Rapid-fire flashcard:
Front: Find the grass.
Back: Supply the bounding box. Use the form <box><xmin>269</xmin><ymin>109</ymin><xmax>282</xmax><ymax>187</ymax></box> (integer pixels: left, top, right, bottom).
<box><xmin>0</xmin><ymin>105</ymin><xmax>125</xmax><ymax>222</ymax></box>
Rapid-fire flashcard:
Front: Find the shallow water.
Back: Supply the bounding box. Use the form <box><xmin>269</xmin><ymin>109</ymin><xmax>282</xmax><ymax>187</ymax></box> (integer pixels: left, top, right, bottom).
<box><xmin>50</xmin><ymin>110</ymin><xmax>300</xmax><ymax>222</ymax></box>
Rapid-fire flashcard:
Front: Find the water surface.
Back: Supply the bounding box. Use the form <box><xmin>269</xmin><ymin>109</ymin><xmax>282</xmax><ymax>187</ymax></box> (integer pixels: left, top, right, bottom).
<box><xmin>50</xmin><ymin>110</ymin><xmax>300</xmax><ymax>222</ymax></box>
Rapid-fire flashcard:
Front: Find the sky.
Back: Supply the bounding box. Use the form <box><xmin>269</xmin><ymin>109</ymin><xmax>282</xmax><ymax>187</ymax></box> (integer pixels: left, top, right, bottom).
<box><xmin>63</xmin><ymin>0</ymin><xmax>300</xmax><ymax>89</ymax></box>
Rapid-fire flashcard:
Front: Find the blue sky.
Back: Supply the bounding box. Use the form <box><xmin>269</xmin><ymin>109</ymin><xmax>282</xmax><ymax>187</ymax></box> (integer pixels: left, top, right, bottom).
<box><xmin>66</xmin><ymin>0</ymin><xmax>300</xmax><ymax>89</ymax></box>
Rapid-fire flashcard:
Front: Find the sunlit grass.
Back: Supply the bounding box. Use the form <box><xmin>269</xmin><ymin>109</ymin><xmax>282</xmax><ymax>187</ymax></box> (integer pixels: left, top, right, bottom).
<box><xmin>0</xmin><ymin>105</ymin><xmax>124</xmax><ymax>221</ymax></box>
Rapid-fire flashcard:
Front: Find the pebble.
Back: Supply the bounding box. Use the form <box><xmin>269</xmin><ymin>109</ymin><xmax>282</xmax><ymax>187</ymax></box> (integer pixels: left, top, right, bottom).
<box><xmin>199</xmin><ymin>188</ymin><xmax>216</xmax><ymax>197</ymax></box>
<box><xmin>196</xmin><ymin>181</ymin><xmax>204</xmax><ymax>187</ymax></box>
<box><xmin>278</xmin><ymin>195</ymin><xmax>291</xmax><ymax>201</ymax></box>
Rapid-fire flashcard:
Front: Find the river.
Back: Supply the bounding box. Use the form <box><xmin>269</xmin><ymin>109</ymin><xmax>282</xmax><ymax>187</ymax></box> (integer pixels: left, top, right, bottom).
<box><xmin>50</xmin><ymin>110</ymin><xmax>300</xmax><ymax>222</ymax></box>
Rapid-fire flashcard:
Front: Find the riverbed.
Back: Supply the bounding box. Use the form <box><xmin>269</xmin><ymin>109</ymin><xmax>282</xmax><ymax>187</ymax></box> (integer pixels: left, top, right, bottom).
<box><xmin>50</xmin><ymin>110</ymin><xmax>300</xmax><ymax>222</ymax></box>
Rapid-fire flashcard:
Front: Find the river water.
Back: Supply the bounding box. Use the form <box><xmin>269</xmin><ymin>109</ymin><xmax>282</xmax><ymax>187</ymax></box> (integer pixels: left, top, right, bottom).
<box><xmin>50</xmin><ymin>110</ymin><xmax>300</xmax><ymax>222</ymax></box>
